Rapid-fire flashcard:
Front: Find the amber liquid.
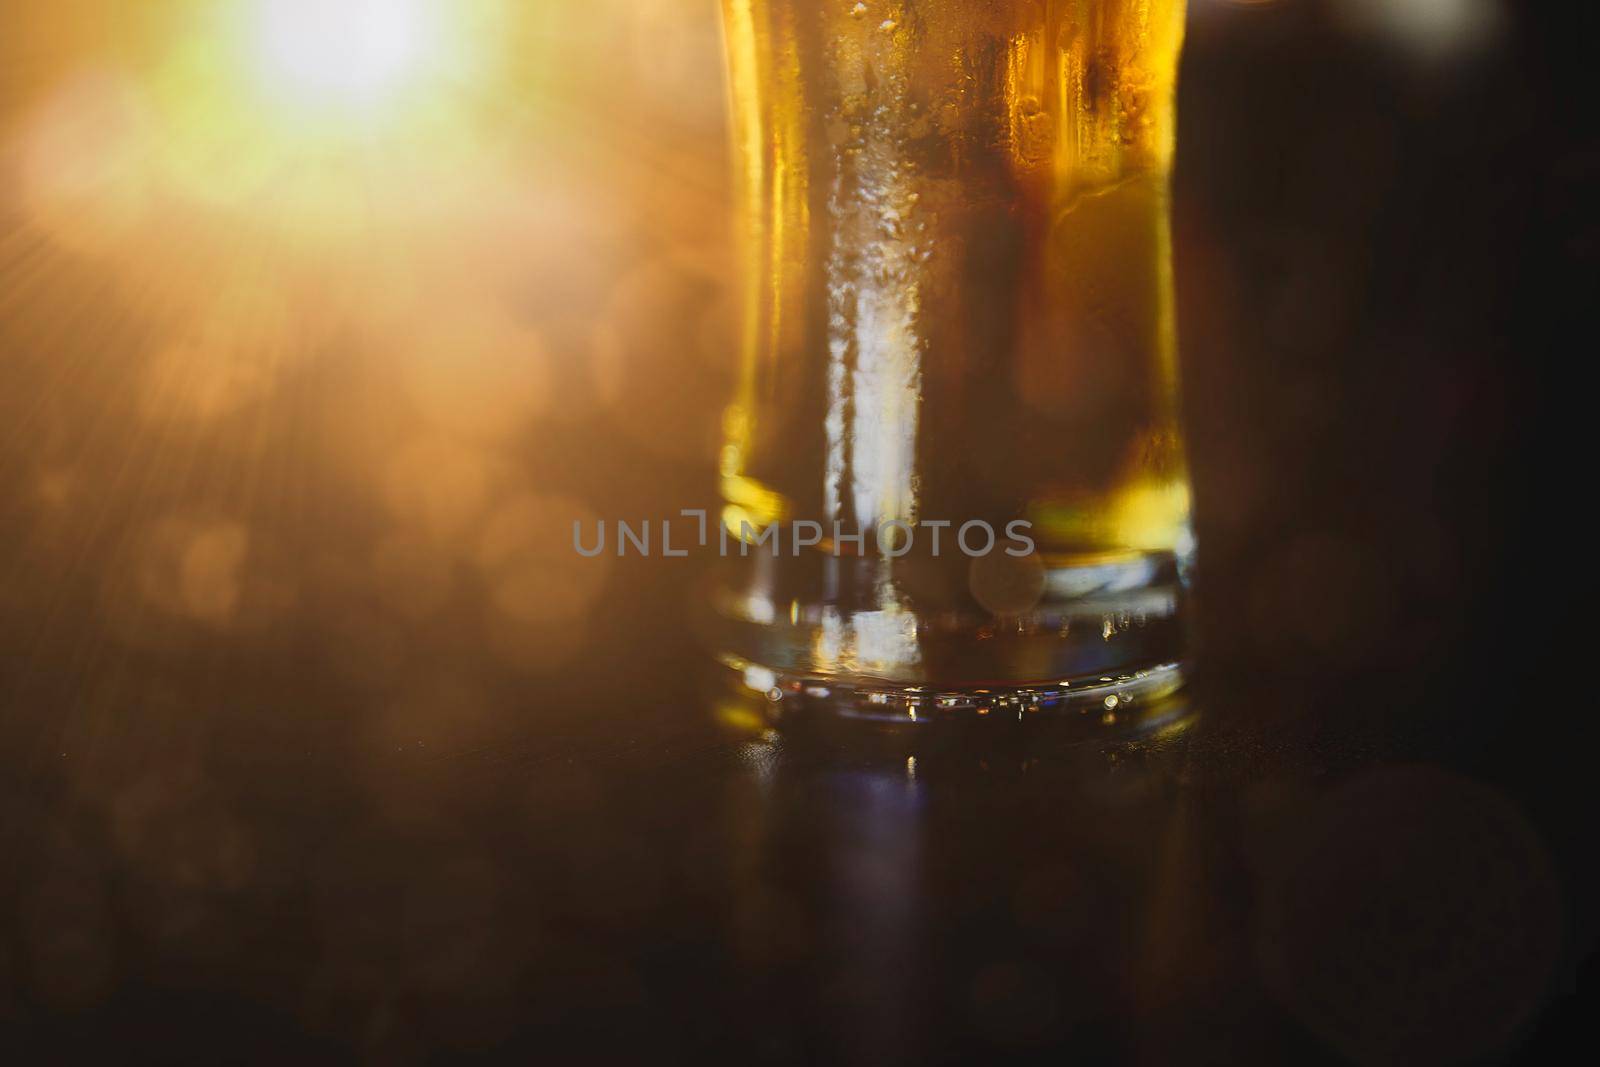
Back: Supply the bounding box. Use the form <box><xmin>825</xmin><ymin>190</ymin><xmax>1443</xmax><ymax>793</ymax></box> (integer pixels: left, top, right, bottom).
<box><xmin>715</xmin><ymin>0</ymin><xmax>1192</xmax><ymax>704</ymax></box>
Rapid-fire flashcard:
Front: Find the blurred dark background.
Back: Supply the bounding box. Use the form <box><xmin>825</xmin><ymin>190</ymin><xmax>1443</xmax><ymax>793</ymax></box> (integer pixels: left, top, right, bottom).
<box><xmin>1</xmin><ymin>1</ymin><xmax>1594</xmax><ymax>1062</ymax></box>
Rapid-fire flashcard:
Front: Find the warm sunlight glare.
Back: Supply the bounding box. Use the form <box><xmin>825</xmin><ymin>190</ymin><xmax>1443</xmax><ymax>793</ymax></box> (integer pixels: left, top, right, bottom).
<box><xmin>254</xmin><ymin>0</ymin><xmax>433</xmax><ymax>109</ymax></box>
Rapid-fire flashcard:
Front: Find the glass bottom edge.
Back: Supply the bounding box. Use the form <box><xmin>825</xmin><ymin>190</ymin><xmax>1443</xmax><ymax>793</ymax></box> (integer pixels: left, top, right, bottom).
<box><xmin>718</xmin><ymin>655</ymin><xmax>1187</xmax><ymax>728</ymax></box>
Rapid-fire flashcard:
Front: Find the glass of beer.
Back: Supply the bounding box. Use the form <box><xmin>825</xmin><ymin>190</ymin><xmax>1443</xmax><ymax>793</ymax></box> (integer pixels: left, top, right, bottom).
<box><xmin>712</xmin><ymin>0</ymin><xmax>1193</xmax><ymax>724</ymax></box>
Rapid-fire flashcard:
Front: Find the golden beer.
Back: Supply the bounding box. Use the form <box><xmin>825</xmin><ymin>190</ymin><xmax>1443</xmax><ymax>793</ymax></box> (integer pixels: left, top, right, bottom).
<box><xmin>714</xmin><ymin>0</ymin><xmax>1193</xmax><ymax>721</ymax></box>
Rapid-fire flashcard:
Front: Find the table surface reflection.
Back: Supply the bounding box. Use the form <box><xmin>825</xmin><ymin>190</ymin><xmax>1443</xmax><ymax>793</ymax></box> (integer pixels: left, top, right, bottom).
<box><xmin>1</xmin><ymin>580</ymin><xmax>1584</xmax><ymax>1063</ymax></box>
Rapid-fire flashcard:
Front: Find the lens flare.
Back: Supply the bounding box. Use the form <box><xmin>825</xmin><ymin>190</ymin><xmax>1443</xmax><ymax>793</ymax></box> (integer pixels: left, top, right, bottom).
<box><xmin>253</xmin><ymin>0</ymin><xmax>433</xmax><ymax>109</ymax></box>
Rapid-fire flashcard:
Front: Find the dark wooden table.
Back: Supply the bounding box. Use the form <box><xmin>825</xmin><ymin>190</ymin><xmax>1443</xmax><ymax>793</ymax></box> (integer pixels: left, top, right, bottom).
<box><xmin>2</xmin><ymin>565</ymin><xmax>1590</xmax><ymax>1064</ymax></box>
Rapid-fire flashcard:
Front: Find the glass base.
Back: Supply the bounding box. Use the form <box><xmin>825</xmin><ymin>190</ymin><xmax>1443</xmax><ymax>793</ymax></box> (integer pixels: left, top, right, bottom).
<box><xmin>718</xmin><ymin>656</ymin><xmax>1186</xmax><ymax>728</ymax></box>
<box><xmin>703</xmin><ymin>547</ymin><xmax>1190</xmax><ymax>729</ymax></box>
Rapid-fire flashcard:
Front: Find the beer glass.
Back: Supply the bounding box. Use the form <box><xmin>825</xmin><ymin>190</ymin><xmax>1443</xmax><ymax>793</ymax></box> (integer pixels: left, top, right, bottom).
<box><xmin>713</xmin><ymin>0</ymin><xmax>1193</xmax><ymax>722</ymax></box>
